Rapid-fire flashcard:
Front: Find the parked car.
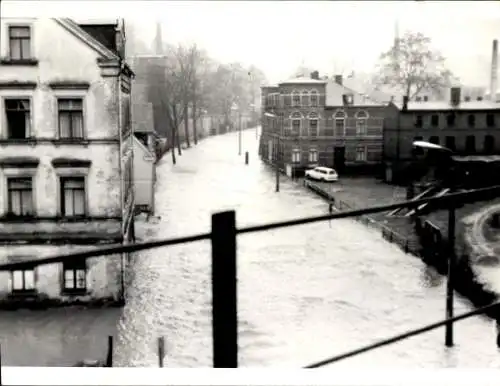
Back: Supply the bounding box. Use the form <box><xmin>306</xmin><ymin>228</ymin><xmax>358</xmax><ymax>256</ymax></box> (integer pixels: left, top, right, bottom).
<box><xmin>305</xmin><ymin>166</ymin><xmax>339</xmax><ymax>182</ymax></box>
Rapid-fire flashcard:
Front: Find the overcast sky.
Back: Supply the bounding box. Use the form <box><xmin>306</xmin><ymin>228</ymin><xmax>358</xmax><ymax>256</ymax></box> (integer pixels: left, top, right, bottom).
<box><xmin>3</xmin><ymin>1</ymin><xmax>500</xmax><ymax>86</ymax></box>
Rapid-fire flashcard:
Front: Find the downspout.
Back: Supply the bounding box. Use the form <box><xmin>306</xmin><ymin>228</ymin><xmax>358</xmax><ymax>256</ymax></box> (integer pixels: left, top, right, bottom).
<box><xmin>117</xmin><ymin>57</ymin><xmax>125</xmax><ymax>301</ymax></box>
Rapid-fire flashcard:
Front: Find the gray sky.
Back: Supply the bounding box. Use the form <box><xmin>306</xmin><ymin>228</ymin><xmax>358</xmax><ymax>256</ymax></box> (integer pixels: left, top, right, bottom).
<box><xmin>3</xmin><ymin>1</ymin><xmax>500</xmax><ymax>86</ymax></box>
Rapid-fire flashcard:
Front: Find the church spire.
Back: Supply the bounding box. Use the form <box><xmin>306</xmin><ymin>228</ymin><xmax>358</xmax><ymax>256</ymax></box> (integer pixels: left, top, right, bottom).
<box><xmin>154</xmin><ymin>21</ymin><xmax>163</xmax><ymax>55</ymax></box>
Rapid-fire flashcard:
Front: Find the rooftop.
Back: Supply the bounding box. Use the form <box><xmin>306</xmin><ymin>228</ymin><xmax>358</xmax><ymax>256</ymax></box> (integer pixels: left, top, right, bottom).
<box><xmin>395</xmin><ymin>100</ymin><xmax>500</xmax><ymax>111</ymax></box>
<box><xmin>279</xmin><ymin>76</ymin><xmax>327</xmax><ymax>85</ymax></box>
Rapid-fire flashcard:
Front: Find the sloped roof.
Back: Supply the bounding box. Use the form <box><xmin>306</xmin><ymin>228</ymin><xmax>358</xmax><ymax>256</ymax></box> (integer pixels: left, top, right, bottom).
<box><xmin>395</xmin><ymin>100</ymin><xmax>500</xmax><ymax>111</ymax></box>
<box><xmin>279</xmin><ymin>77</ymin><xmax>327</xmax><ymax>85</ymax></box>
<box><xmin>325</xmin><ymin>80</ymin><xmax>385</xmax><ymax>107</ymax></box>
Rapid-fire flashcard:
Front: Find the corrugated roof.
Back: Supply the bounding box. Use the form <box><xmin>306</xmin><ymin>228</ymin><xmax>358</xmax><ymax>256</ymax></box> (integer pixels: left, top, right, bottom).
<box><xmin>279</xmin><ymin>77</ymin><xmax>327</xmax><ymax>85</ymax></box>
<box><xmin>395</xmin><ymin>100</ymin><xmax>500</xmax><ymax>111</ymax></box>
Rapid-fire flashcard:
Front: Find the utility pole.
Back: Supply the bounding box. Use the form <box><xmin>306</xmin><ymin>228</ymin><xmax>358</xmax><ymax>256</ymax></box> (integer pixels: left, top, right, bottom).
<box><xmin>275</xmin><ymin>115</ymin><xmax>280</xmax><ymax>192</ymax></box>
<box><xmin>238</xmin><ymin>110</ymin><xmax>242</xmax><ymax>156</ymax></box>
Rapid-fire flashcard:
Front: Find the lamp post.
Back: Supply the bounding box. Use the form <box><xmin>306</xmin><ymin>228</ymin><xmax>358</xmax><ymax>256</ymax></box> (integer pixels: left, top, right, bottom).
<box><xmin>265</xmin><ymin>112</ymin><xmax>280</xmax><ymax>192</ymax></box>
<box><xmin>231</xmin><ymin>102</ymin><xmax>242</xmax><ymax>155</ymax></box>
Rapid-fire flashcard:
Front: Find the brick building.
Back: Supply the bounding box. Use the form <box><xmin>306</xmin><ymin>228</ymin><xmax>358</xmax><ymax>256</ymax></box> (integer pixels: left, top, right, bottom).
<box><xmin>383</xmin><ymin>87</ymin><xmax>500</xmax><ymax>183</ymax></box>
<box><xmin>259</xmin><ymin>73</ymin><xmax>387</xmax><ymax>176</ymax></box>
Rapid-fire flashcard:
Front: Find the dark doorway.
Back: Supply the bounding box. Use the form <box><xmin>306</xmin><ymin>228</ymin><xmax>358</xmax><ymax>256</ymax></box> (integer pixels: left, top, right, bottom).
<box><xmin>334</xmin><ymin>146</ymin><xmax>346</xmax><ymax>172</ymax></box>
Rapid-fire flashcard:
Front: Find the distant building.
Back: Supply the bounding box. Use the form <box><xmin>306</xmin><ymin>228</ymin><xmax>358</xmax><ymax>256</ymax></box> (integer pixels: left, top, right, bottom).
<box><xmin>259</xmin><ymin>73</ymin><xmax>387</xmax><ymax>176</ymax></box>
<box><xmin>383</xmin><ymin>87</ymin><xmax>500</xmax><ymax>183</ymax></box>
<box><xmin>0</xmin><ymin>17</ymin><xmax>135</xmax><ymax>307</ymax></box>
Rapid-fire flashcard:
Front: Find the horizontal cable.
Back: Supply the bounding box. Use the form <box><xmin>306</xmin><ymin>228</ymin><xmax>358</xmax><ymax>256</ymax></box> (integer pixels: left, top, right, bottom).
<box><xmin>0</xmin><ymin>232</ymin><xmax>211</xmax><ymax>271</ymax></box>
<box><xmin>237</xmin><ymin>184</ymin><xmax>500</xmax><ymax>235</ymax></box>
<box><xmin>304</xmin><ymin>301</ymin><xmax>500</xmax><ymax>368</ymax></box>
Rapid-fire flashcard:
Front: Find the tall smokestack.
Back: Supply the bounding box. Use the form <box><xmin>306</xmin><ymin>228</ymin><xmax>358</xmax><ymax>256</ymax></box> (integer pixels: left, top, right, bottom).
<box><xmin>491</xmin><ymin>39</ymin><xmax>498</xmax><ymax>101</ymax></box>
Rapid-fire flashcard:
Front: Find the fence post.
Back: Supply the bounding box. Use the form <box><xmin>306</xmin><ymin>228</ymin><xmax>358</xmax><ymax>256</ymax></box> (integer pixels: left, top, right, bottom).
<box><xmin>106</xmin><ymin>336</ymin><xmax>113</xmax><ymax>367</ymax></box>
<box><xmin>158</xmin><ymin>337</ymin><xmax>165</xmax><ymax>368</ymax></box>
<box><xmin>0</xmin><ymin>342</ymin><xmax>2</xmax><ymax>386</ymax></box>
<box><xmin>211</xmin><ymin>211</ymin><xmax>238</xmax><ymax>368</ymax></box>
<box><xmin>445</xmin><ymin>201</ymin><xmax>456</xmax><ymax>347</ymax></box>
<box><xmin>245</xmin><ymin>152</ymin><xmax>249</xmax><ymax>165</ymax></box>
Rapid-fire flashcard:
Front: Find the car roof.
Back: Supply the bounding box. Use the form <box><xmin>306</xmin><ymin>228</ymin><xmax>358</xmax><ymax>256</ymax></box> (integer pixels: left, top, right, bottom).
<box><xmin>316</xmin><ymin>166</ymin><xmax>335</xmax><ymax>172</ymax></box>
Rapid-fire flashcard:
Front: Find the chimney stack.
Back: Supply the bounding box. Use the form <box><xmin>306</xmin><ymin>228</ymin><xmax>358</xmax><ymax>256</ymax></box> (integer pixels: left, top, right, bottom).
<box><xmin>450</xmin><ymin>87</ymin><xmax>461</xmax><ymax>106</ymax></box>
<box><xmin>490</xmin><ymin>39</ymin><xmax>498</xmax><ymax>101</ymax></box>
<box><xmin>310</xmin><ymin>71</ymin><xmax>319</xmax><ymax>80</ymax></box>
<box><xmin>334</xmin><ymin>74</ymin><xmax>343</xmax><ymax>85</ymax></box>
<box><xmin>402</xmin><ymin>96</ymin><xmax>409</xmax><ymax>111</ymax></box>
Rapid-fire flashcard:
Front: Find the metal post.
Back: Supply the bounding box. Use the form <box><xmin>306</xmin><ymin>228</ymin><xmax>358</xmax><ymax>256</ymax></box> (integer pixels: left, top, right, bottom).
<box><xmin>245</xmin><ymin>151</ymin><xmax>249</xmax><ymax>165</ymax></box>
<box><xmin>106</xmin><ymin>336</ymin><xmax>113</xmax><ymax>367</ymax></box>
<box><xmin>275</xmin><ymin>136</ymin><xmax>280</xmax><ymax>192</ymax></box>
<box><xmin>0</xmin><ymin>342</ymin><xmax>2</xmax><ymax>386</ymax></box>
<box><xmin>238</xmin><ymin>112</ymin><xmax>242</xmax><ymax>155</ymax></box>
<box><xmin>211</xmin><ymin>211</ymin><xmax>238</xmax><ymax>368</ymax></box>
<box><xmin>158</xmin><ymin>337</ymin><xmax>165</xmax><ymax>367</ymax></box>
<box><xmin>445</xmin><ymin>202</ymin><xmax>456</xmax><ymax>347</ymax></box>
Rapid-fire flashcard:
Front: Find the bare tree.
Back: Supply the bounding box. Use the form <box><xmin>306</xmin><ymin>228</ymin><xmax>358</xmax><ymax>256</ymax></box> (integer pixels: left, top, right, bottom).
<box><xmin>373</xmin><ymin>31</ymin><xmax>453</xmax><ymax>99</ymax></box>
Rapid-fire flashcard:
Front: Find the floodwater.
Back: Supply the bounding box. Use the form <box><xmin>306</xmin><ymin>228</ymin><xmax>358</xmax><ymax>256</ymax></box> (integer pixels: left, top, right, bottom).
<box><xmin>1</xmin><ymin>129</ymin><xmax>500</xmax><ymax>368</ymax></box>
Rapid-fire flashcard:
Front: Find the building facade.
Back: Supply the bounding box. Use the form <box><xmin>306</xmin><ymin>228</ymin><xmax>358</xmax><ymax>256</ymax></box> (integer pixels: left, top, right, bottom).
<box><xmin>259</xmin><ymin>74</ymin><xmax>386</xmax><ymax>176</ymax></box>
<box><xmin>0</xmin><ymin>18</ymin><xmax>134</xmax><ymax>307</ymax></box>
<box><xmin>383</xmin><ymin>87</ymin><xmax>500</xmax><ymax>183</ymax></box>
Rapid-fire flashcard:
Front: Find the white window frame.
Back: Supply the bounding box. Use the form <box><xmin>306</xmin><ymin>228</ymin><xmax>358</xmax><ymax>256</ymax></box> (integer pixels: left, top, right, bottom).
<box><xmin>10</xmin><ymin>267</ymin><xmax>36</xmax><ymax>293</ymax></box>
<box><xmin>1</xmin><ymin>95</ymin><xmax>34</xmax><ymax>139</ymax></box>
<box><xmin>309</xmin><ymin>149</ymin><xmax>318</xmax><ymax>163</ymax></box>
<box><xmin>5</xmin><ymin>22</ymin><xmax>35</xmax><ymax>61</ymax></box>
<box><xmin>54</xmin><ymin>90</ymin><xmax>87</xmax><ymax>140</ymax></box>
<box><xmin>355</xmin><ymin>146</ymin><xmax>367</xmax><ymax>161</ymax></box>
<box><xmin>310</xmin><ymin>90</ymin><xmax>319</xmax><ymax>107</ymax></box>
<box><xmin>53</xmin><ymin>167</ymin><xmax>90</xmax><ymax>217</ymax></box>
<box><xmin>292</xmin><ymin>148</ymin><xmax>301</xmax><ymax>163</ymax></box>
<box><xmin>292</xmin><ymin>90</ymin><xmax>301</xmax><ymax>107</ymax></box>
<box><xmin>2</xmin><ymin>167</ymin><xmax>38</xmax><ymax>217</ymax></box>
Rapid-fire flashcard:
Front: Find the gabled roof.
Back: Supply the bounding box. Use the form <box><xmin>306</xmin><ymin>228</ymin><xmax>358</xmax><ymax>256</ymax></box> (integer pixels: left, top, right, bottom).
<box><xmin>53</xmin><ymin>18</ymin><xmax>120</xmax><ymax>60</ymax></box>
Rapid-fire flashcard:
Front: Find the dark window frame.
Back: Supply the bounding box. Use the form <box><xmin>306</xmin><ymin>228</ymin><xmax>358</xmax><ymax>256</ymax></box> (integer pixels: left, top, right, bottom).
<box><xmin>7</xmin><ymin>177</ymin><xmax>34</xmax><ymax>217</ymax></box>
<box><xmin>8</xmin><ymin>25</ymin><xmax>31</xmax><ymax>60</ymax></box>
<box><xmin>5</xmin><ymin>98</ymin><xmax>31</xmax><ymax>139</ymax></box>
<box><xmin>10</xmin><ymin>268</ymin><xmax>36</xmax><ymax>294</ymax></box>
<box><xmin>60</xmin><ymin>176</ymin><xmax>86</xmax><ymax>218</ymax></box>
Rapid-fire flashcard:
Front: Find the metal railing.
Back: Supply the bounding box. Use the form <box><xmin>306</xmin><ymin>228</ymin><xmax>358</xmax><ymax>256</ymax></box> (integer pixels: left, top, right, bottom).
<box><xmin>1</xmin><ymin>185</ymin><xmax>500</xmax><ymax>373</ymax></box>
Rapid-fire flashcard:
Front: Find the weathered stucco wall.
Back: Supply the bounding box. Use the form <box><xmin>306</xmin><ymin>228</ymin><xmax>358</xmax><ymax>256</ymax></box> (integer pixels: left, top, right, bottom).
<box><xmin>0</xmin><ymin>245</ymin><xmax>123</xmax><ymax>302</ymax></box>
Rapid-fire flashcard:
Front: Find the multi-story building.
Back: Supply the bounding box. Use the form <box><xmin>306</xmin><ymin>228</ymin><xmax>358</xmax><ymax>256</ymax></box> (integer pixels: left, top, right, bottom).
<box><xmin>0</xmin><ymin>18</ymin><xmax>134</xmax><ymax>307</ymax></box>
<box><xmin>259</xmin><ymin>73</ymin><xmax>387</xmax><ymax>176</ymax></box>
<box><xmin>383</xmin><ymin>87</ymin><xmax>500</xmax><ymax>183</ymax></box>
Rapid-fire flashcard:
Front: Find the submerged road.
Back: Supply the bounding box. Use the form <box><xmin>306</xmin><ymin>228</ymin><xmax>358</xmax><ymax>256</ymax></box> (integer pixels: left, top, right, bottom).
<box><xmin>1</xmin><ymin>128</ymin><xmax>499</xmax><ymax>367</ymax></box>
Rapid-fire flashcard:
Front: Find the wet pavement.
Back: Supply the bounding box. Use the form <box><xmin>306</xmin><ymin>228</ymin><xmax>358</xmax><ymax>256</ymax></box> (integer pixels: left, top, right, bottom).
<box><xmin>2</xmin><ymin>128</ymin><xmax>500</xmax><ymax>367</ymax></box>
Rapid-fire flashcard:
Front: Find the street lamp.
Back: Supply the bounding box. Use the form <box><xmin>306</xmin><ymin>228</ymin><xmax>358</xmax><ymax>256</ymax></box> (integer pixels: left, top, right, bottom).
<box><xmin>265</xmin><ymin>112</ymin><xmax>280</xmax><ymax>192</ymax></box>
<box><xmin>231</xmin><ymin>102</ymin><xmax>242</xmax><ymax>155</ymax></box>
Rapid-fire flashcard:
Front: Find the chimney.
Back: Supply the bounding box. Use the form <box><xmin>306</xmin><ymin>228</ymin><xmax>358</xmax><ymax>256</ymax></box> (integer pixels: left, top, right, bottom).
<box><xmin>402</xmin><ymin>96</ymin><xmax>409</xmax><ymax>111</ymax></box>
<box><xmin>334</xmin><ymin>74</ymin><xmax>343</xmax><ymax>85</ymax></box>
<box><xmin>310</xmin><ymin>71</ymin><xmax>319</xmax><ymax>80</ymax></box>
<box><xmin>491</xmin><ymin>39</ymin><xmax>498</xmax><ymax>101</ymax></box>
<box><xmin>450</xmin><ymin>87</ymin><xmax>461</xmax><ymax>106</ymax></box>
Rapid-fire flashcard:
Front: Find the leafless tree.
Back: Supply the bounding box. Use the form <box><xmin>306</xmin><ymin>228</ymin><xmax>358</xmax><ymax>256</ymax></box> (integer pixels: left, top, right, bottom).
<box><xmin>373</xmin><ymin>31</ymin><xmax>453</xmax><ymax>99</ymax></box>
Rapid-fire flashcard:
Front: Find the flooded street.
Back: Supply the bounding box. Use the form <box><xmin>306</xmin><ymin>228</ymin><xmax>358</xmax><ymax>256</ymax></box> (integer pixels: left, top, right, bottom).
<box><xmin>1</xmin><ymin>129</ymin><xmax>500</xmax><ymax>368</ymax></box>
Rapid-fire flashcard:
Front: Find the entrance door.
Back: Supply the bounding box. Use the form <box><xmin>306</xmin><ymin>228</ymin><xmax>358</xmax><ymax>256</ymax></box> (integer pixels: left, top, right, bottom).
<box><xmin>334</xmin><ymin>146</ymin><xmax>346</xmax><ymax>172</ymax></box>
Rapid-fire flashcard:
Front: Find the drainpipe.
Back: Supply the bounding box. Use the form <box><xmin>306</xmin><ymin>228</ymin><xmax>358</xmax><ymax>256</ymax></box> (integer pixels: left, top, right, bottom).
<box><xmin>117</xmin><ymin>57</ymin><xmax>126</xmax><ymax>301</ymax></box>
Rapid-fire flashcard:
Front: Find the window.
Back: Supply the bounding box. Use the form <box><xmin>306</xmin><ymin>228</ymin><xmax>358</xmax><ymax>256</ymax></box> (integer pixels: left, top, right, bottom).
<box><xmin>309</xmin><ymin>149</ymin><xmax>318</xmax><ymax>163</ymax></box>
<box><xmin>9</xmin><ymin>26</ymin><xmax>31</xmax><ymax>60</ymax></box>
<box><xmin>334</xmin><ymin>110</ymin><xmax>345</xmax><ymax>137</ymax></box>
<box><xmin>60</xmin><ymin>177</ymin><xmax>86</xmax><ymax>217</ymax></box>
<box><xmin>301</xmin><ymin>91</ymin><xmax>310</xmax><ymax>107</ymax></box>
<box><xmin>291</xmin><ymin>112</ymin><xmax>302</xmax><ymax>136</ymax></box>
<box><xmin>446</xmin><ymin>113</ymin><xmax>455</xmax><ymax>127</ymax></box>
<box><xmin>430</xmin><ymin>115</ymin><xmax>439</xmax><ymax>127</ymax></box>
<box><xmin>63</xmin><ymin>259</ymin><xmax>87</xmax><ymax>293</ymax></box>
<box><xmin>7</xmin><ymin>177</ymin><xmax>33</xmax><ymax>216</ymax></box>
<box><xmin>121</xmin><ymin>94</ymin><xmax>131</xmax><ymax>137</ymax></box>
<box><xmin>423</xmin><ymin>96</ymin><xmax>429</xmax><ymax>102</ymax></box>
<box><xmin>5</xmin><ymin>99</ymin><xmax>31</xmax><ymax>139</ymax></box>
<box><xmin>416</xmin><ymin>96</ymin><xmax>422</xmax><ymax>102</ymax></box>
<box><xmin>465</xmin><ymin>135</ymin><xmax>476</xmax><ymax>153</ymax></box>
<box><xmin>11</xmin><ymin>268</ymin><xmax>35</xmax><ymax>293</ymax></box>
<box><xmin>355</xmin><ymin>111</ymin><xmax>368</xmax><ymax>135</ymax></box>
<box><xmin>310</xmin><ymin>91</ymin><xmax>319</xmax><ymax>107</ymax></box>
<box><xmin>355</xmin><ymin>146</ymin><xmax>366</xmax><ymax>161</ymax></box>
<box><xmin>415</xmin><ymin>115</ymin><xmax>423</xmax><ymax>128</ymax></box>
<box><xmin>309</xmin><ymin>113</ymin><xmax>319</xmax><ymax>137</ymax></box>
<box><xmin>486</xmin><ymin>114</ymin><xmax>495</xmax><ymax>127</ymax></box>
<box><xmin>445</xmin><ymin>136</ymin><xmax>456</xmax><ymax>151</ymax></box>
<box><xmin>292</xmin><ymin>92</ymin><xmax>301</xmax><ymax>107</ymax></box>
<box><xmin>429</xmin><ymin>136</ymin><xmax>440</xmax><ymax>145</ymax></box>
<box><xmin>484</xmin><ymin>135</ymin><xmax>495</xmax><ymax>154</ymax></box>
<box><xmin>58</xmin><ymin>99</ymin><xmax>84</xmax><ymax>139</ymax></box>
<box><xmin>292</xmin><ymin>149</ymin><xmax>301</xmax><ymax>163</ymax></box>
<box><xmin>467</xmin><ymin>114</ymin><xmax>475</xmax><ymax>128</ymax></box>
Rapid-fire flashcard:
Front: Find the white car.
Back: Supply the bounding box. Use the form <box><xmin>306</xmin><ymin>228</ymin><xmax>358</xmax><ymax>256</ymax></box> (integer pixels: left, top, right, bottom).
<box><xmin>305</xmin><ymin>166</ymin><xmax>339</xmax><ymax>182</ymax></box>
